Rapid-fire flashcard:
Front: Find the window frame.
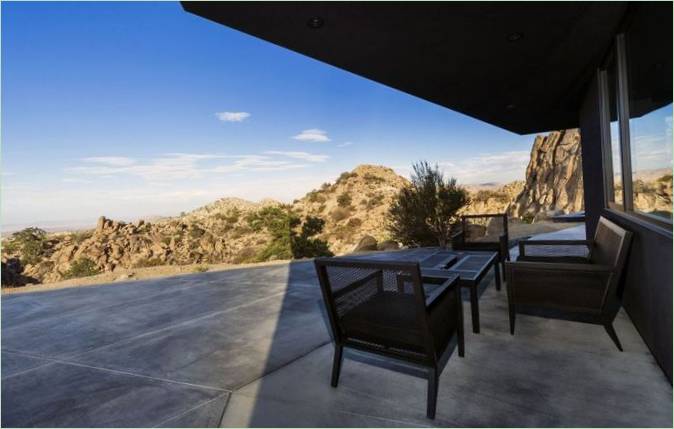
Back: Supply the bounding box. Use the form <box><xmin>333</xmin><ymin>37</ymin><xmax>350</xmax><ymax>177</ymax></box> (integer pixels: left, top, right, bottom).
<box><xmin>599</xmin><ymin>33</ymin><xmax>673</xmax><ymax>231</ymax></box>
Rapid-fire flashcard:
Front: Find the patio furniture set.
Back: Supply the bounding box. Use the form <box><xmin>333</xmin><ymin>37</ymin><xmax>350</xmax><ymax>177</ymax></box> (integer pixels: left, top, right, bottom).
<box><xmin>315</xmin><ymin>214</ymin><xmax>633</xmax><ymax>419</ymax></box>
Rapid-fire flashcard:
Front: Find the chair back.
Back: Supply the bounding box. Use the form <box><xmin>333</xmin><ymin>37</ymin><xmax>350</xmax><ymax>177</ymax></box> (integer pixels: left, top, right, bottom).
<box><xmin>590</xmin><ymin>217</ymin><xmax>633</xmax><ymax>269</ymax></box>
<box><xmin>314</xmin><ymin>257</ymin><xmax>435</xmax><ymax>362</ymax></box>
<box><xmin>460</xmin><ymin>213</ymin><xmax>508</xmax><ymax>244</ymax></box>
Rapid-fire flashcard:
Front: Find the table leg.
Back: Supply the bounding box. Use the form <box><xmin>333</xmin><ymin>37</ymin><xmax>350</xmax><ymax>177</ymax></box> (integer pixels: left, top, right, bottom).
<box><xmin>470</xmin><ymin>284</ymin><xmax>480</xmax><ymax>333</ymax></box>
<box><xmin>494</xmin><ymin>261</ymin><xmax>501</xmax><ymax>291</ymax></box>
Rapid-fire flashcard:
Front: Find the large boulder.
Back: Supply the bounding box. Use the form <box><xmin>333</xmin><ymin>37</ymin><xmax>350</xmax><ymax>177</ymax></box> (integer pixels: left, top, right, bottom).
<box><xmin>377</xmin><ymin>240</ymin><xmax>400</xmax><ymax>251</ymax></box>
<box><xmin>352</xmin><ymin>235</ymin><xmax>378</xmax><ymax>252</ymax></box>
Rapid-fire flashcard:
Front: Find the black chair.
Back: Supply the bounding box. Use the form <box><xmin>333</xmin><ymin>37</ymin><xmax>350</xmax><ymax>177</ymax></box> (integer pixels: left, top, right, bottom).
<box><xmin>505</xmin><ymin>216</ymin><xmax>633</xmax><ymax>350</ymax></box>
<box><xmin>452</xmin><ymin>213</ymin><xmax>510</xmax><ymax>285</ymax></box>
<box><xmin>314</xmin><ymin>257</ymin><xmax>463</xmax><ymax>419</ymax></box>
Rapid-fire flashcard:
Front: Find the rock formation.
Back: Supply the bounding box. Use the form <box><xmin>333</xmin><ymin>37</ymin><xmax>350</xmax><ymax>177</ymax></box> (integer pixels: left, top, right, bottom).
<box><xmin>510</xmin><ymin>129</ymin><xmax>584</xmax><ymax>219</ymax></box>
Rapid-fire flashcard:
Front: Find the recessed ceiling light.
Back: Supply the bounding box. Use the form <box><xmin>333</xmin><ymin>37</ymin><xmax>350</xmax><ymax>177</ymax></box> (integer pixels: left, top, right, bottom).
<box><xmin>507</xmin><ymin>32</ymin><xmax>523</xmax><ymax>42</ymax></box>
<box><xmin>307</xmin><ymin>16</ymin><xmax>324</xmax><ymax>29</ymax></box>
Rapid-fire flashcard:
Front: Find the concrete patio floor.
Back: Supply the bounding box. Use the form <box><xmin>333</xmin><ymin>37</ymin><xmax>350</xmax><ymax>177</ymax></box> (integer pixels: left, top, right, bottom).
<box><xmin>2</xmin><ymin>226</ymin><xmax>672</xmax><ymax>427</ymax></box>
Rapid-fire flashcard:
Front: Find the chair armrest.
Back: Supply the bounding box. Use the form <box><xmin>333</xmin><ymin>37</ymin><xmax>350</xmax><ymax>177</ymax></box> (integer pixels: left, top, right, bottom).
<box><xmin>507</xmin><ymin>261</ymin><xmax>612</xmax><ymax>273</ymax></box>
<box><xmin>423</xmin><ymin>274</ymin><xmax>459</xmax><ymax>307</ymax></box>
<box><xmin>518</xmin><ymin>240</ymin><xmax>592</xmax><ymax>257</ymax></box>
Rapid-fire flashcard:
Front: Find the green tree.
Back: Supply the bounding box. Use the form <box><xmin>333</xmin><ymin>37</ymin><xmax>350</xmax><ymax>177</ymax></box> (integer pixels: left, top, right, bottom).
<box><xmin>388</xmin><ymin>161</ymin><xmax>470</xmax><ymax>247</ymax></box>
<box><xmin>246</xmin><ymin>207</ymin><xmax>332</xmax><ymax>261</ymax></box>
<box><xmin>5</xmin><ymin>227</ymin><xmax>48</xmax><ymax>265</ymax></box>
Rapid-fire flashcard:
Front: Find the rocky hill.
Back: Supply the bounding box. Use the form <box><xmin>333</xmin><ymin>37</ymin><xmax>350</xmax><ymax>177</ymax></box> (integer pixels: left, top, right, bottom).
<box><xmin>292</xmin><ymin>164</ymin><xmax>409</xmax><ymax>254</ymax></box>
<box><xmin>3</xmin><ymin>129</ymin><xmax>670</xmax><ymax>287</ymax></box>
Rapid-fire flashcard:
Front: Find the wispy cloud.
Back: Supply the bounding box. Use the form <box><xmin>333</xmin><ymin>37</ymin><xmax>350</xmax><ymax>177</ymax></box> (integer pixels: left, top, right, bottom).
<box><xmin>65</xmin><ymin>151</ymin><xmax>325</xmax><ymax>182</ymax></box>
<box><xmin>394</xmin><ymin>151</ymin><xmax>531</xmax><ymax>185</ymax></box>
<box><xmin>438</xmin><ymin>151</ymin><xmax>531</xmax><ymax>184</ymax></box>
<box><xmin>215</xmin><ymin>111</ymin><xmax>251</xmax><ymax>122</ymax></box>
<box><xmin>292</xmin><ymin>128</ymin><xmax>330</xmax><ymax>142</ymax></box>
<box><xmin>264</xmin><ymin>151</ymin><xmax>329</xmax><ymax>162</ymax></box>
<box><xmin>80</xmin><ymin>156</ymin><xmax>136</xmax><ymax>166</ymax></box>
<box><xmin>337</xmin><ymin>141</ymin><xmax>353</xmax><ymax>147</ymax></box>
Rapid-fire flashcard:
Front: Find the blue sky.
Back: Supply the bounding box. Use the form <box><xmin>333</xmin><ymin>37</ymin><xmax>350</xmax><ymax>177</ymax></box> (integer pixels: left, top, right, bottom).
<box><xmin>3</xmin><ymin>2</ymin><xmax>670</xmax><ymax>229</ymax></box>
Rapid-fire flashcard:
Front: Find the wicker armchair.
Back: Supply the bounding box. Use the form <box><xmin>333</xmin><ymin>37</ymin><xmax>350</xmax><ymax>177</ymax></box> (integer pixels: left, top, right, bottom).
<box><xmin>505</xmin><ymin>217</ymin><xmax>633</xmax><ymax>350</ymax></box>
<box><xmin>452</xmin><ymin>213</ymin><xmax>509</xmax><ymax>285</ymax></box>
<box><xmin>314</xmin><ymin>257</ymin><xmax>463</xmax><ymax>419</ymax></box>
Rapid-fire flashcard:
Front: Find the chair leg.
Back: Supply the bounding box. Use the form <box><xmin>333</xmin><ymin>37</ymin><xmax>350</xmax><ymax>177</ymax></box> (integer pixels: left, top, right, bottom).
<box><xmin>501</xmin><ymin>259</ymin><xmax>507</xmax><ymax>284</ymax></box>
<box><xmin>604</xmin><ymin>323</ymin><xmax>623</xmax><ymax>351</ymax></box>
<box><xmin>494</xmin><ymin>262</ymin><xmax>502</xmax><ymax>291</ymax></box>
<box><xmin>457</xmin><ymin>297</ymin><xmax>465</xmax><ymax>358</ymax></box>
<box><xmin>426</xmin><ymin>367</ymin><xmax>438</xmax><ymax>419</ymax></box>
<box><xmin>469</xmin><ymin>285</ymin><xmax>480</xmax><ymax>333</ymax></box>
<box><xmin>509</xmin><ymin>308</ymin><xmax>516</xmax><ymax>335</ymax></box>
<box><xmin>331</xmin><ymin>344</ymin><xmax>343</xmax><ymax>387</ymax></box>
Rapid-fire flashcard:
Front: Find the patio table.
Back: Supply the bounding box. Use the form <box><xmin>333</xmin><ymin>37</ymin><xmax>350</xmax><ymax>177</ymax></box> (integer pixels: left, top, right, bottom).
<box><xmin>349</xmin><ymin>248</ymin><xmax>499</xmax><ymax>333</ymax></box>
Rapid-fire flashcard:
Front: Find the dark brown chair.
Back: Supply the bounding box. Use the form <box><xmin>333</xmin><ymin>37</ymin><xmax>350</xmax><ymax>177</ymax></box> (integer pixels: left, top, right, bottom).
<box><xmin>314</xmin><ymin>257</ymin><xmax>464</xmax><ymax>419</ymax></box>
<box><xmin>452</xmin><ymin>213</ymin><xmax>509</xmax><ymax>286</ymax></box>
<box><xmin>505</xmin><ymin>216</ymin><xmax>633</xmax><ymax>350</ymax></box>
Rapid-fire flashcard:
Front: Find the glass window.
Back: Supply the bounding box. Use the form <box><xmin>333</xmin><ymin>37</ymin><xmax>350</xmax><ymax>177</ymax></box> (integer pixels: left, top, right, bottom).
<box><xmin>606</xmin><ymin>58</ymin><xmax>624</xmax><ymax>208</ymax></box>
<box><xmin>626</xmin><ymin>16</ymin><xmax>673</xmax><ymax>222</ymax></box>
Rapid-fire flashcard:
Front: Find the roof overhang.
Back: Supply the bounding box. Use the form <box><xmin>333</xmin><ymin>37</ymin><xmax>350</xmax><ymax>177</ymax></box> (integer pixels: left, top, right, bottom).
<box><xmin>182</xmin><ymin>2</ymin><xmax>668</xmax><ymax>135</ymax></box>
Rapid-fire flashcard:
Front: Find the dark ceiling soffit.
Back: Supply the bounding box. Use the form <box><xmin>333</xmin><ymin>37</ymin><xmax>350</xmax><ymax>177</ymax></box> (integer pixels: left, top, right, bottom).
<box><xmin>181</xmin><ymin>2</ymin><xmax>634</xmax><ymax>135</ymax></box>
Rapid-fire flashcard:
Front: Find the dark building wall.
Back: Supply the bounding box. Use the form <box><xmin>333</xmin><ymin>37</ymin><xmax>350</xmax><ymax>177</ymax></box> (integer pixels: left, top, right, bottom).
<box><xmin>579</xmin><ymin>75</ymin><xmax>673</xmax><ymax>383</ymax></box>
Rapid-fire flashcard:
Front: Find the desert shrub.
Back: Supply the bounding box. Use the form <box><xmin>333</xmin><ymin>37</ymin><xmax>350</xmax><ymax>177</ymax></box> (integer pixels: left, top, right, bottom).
<box><xmin>388</xmin><ymin>161</ymin><xmax>470</xmax><ymax>247</ymax></box>
<box><xmin>337</xmin><ymin>192</ymin><xmax>352</xmax><ymax>207</ymax></box>
<box><xmin>336</xmin><ymin>171</ymin><xmax>357</xmax><ymax>184</ymax></box>
<box><xmin>320</xmin><ymin>182</ymin><xmax>332</xmax><ymax>191</ymax></box>
<box><xmin>366</xmin><ymin>193</ymin><xmax>385</xmax><ymax>209</ymax></box>
<box><xmin>133</xmin><ymin>258</ymin><xmax>164</xmax><ymax>268</ymax></box>
<box><xmin>193</xmin><ymin>265</ymin><xmax>209</xmax><ymax>273</ymax></box>
<box><xmin>215</xmin><ymin>208</ymin><xmax>241</xmax><ymax>225</ymax></box>
<box><xmin>307</xmin><ymin>191</ymin><xmax>326</xmax><ymax>204</ymax></box>
<box><xmin>363</xmin><ymin>173</ymin><xmax>385</xmax><ymax>184</ymax></box>
<box><xmin>161</xmin><ymin>236</ymin><xmax>172</xmax><ymax>246</ymax></box>
<box><xmin>5</xmin><ymin>227</ymin><xmax>48</xmax><ymax>265</ymax></box>
<box><xmin>63</xmin><ymin>258</ymin><xmax>101</xmax><ymax>279</ymax></box>
<box><xmin>225</xmin><ymin>208</ymin><xmax>241</xmax><ymax>224</ymax></box>
<box><xmin>330</xmin><ymin>207</ymin><xmax>351</xmax><ymax>222</ymax></box>
<box><xmin>189</xmin><ymin>226</ymin><xmax>206</xmax><ymax>239</ymax></box>
<box><xmin>230</xmin><ymin>225</ymin><xmax>251</xmax><ymax>239</ymax></box>
<box><xmin>347</xmin><ymin>217</ymin><xmax>362</xmax><ymax>228</ymax></box>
